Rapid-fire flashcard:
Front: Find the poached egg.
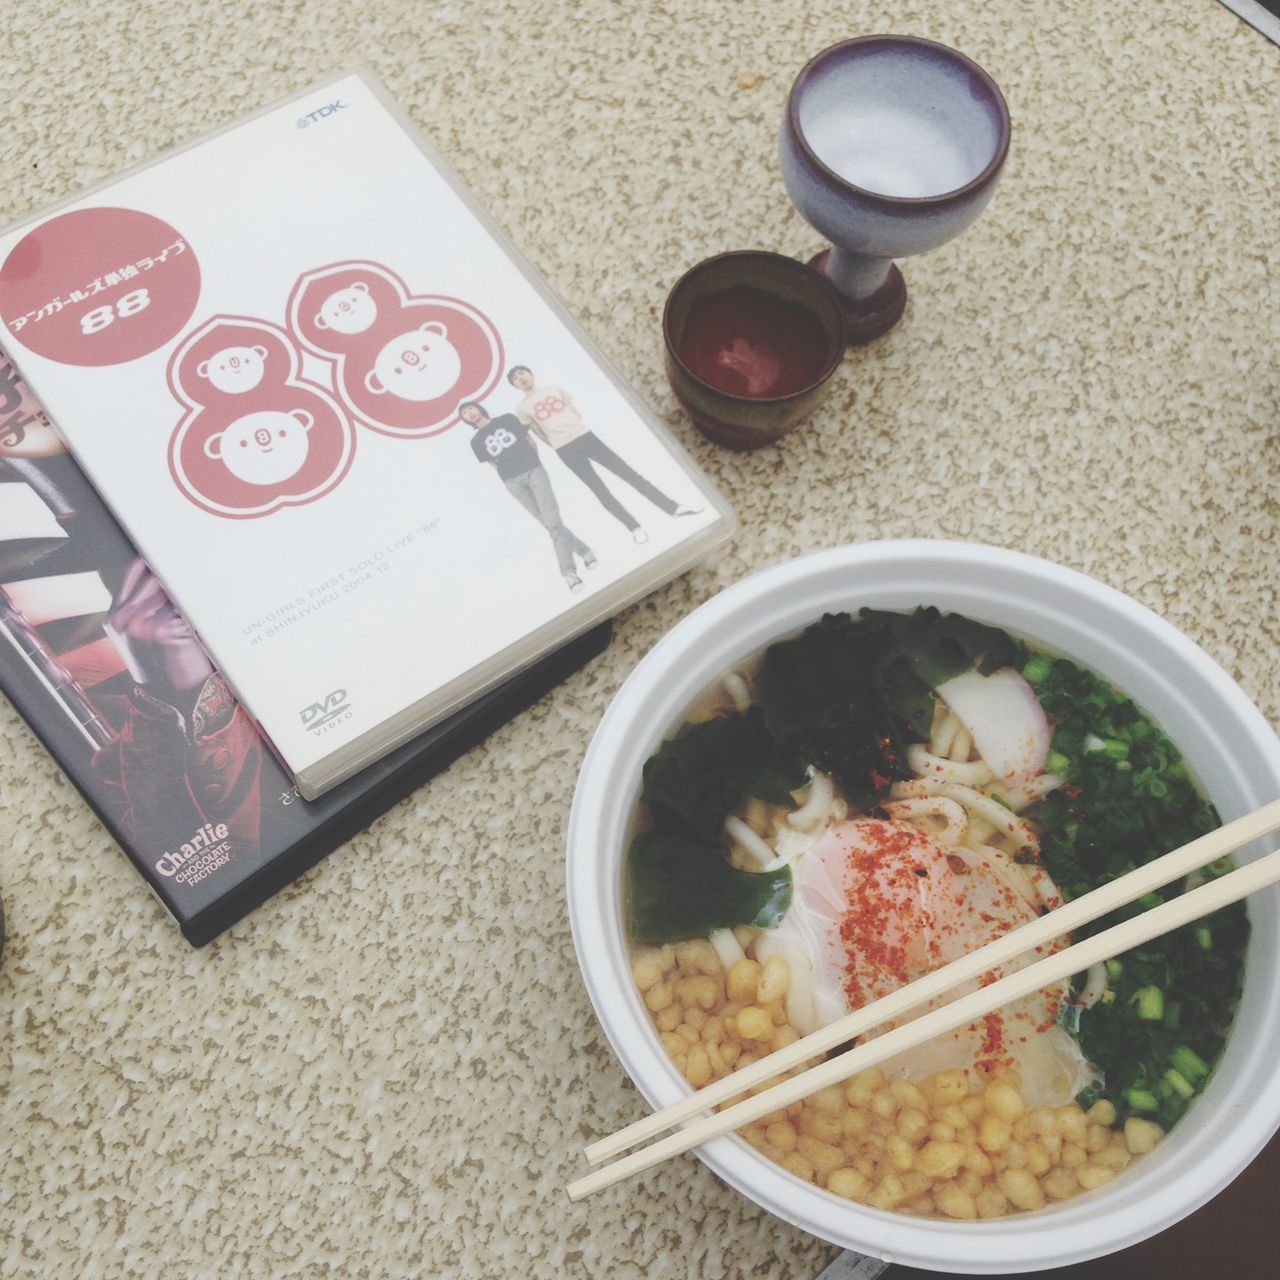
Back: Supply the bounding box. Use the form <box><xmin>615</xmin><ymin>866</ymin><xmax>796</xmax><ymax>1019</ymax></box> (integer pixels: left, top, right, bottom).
<box><xmin>754</xmin><ymin>817</ymin><xmax>1091</xmax><ymax>1105</ymax></box>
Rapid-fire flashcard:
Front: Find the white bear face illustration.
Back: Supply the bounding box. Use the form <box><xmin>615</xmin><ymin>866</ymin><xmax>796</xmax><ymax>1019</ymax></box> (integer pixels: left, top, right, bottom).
<box><xmin>203</xmin><ymin>409</ymin><xmax>314</xmax><ymax>485</ymax></box>
<box><xmin>364</xmin><ymin>323</ymin><xmax>462</xmax><ymax>402</ymax></box>
<box><xmin>197</xmin><ymin>345</ymin><xmax>269</xmax><ymax>395</ymax></box>
<box><xmin>315</xmin><ymin>282</ymin><xmax>377</xmax><ymax>335</ymax></box>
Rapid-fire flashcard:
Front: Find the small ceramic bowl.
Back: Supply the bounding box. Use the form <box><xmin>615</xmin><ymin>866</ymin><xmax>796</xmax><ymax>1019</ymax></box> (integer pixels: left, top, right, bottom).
<box><xmin>662</xmin><ymin>251</ymin><xmax>846</xmax><ymax>451</ymax></box>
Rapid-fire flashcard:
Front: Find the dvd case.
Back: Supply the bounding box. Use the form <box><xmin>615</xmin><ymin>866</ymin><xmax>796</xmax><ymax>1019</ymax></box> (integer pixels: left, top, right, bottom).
<box><xmin>0</xmin><ymin>350</ymin><xmax>611</xmax><ymax>945</ymax></box>
<box><xmin>0</xmin><ymin>70</ymin><xmax>733</xmax><ymax>798</ymax></box>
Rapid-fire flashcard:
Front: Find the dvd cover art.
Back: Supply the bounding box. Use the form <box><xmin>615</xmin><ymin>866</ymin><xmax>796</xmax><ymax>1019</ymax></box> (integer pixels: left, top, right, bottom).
<box><xmin>0</xmin><ymin>350</ymin><xmax>611</xmax><ymax>943</ymax></box>
<box><xmin>1</xmin><ymin>352</ymin><xmax>272</xmax><ymax>897</ymax></box>
<box><xmin>0</xmin><ymin>71</ymin><xmax>731</xmax><ymax>798</ymax></box>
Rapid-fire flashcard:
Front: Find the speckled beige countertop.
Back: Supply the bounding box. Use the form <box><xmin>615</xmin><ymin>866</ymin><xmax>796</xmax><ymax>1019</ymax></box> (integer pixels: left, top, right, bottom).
<box><xmin>0</xmin><ymin>2</ymin><xmax>1277</xmax><ymax>1277</ymax></box>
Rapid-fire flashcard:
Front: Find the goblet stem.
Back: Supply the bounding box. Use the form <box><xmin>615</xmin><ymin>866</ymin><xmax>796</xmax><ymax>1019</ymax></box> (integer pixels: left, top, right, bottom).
<box><xmin>808</xmin><ymin>247</ymin><xmax>908</xmax><ymax>345</ymax></box>
<box><xmin>823</xmin><ymin>247</ymin><xmax>893</xmax><ymax>302</ymax></box>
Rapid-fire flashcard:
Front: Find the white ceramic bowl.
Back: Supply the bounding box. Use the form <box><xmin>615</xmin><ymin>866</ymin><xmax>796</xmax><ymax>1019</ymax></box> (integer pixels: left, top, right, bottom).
<box><xmin>566</xmin><ymin>540</ymin><xmax>1280</xmax><ymax>1274</ymax></box>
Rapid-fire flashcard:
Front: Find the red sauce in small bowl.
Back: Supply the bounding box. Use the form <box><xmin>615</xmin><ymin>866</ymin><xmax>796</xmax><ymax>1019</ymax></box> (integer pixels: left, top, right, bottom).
<box><xmin>677</xmin><ymin>285</ymin><xmax>830</xmax><ymax>399</ymax></box>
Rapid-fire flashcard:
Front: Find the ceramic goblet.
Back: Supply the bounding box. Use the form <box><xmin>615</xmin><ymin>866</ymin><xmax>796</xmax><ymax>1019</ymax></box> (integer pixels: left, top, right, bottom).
<box><xmin>779</xmin><ymin>35</ymin><xmax>1011</xmax><ymax>344</ymax></box>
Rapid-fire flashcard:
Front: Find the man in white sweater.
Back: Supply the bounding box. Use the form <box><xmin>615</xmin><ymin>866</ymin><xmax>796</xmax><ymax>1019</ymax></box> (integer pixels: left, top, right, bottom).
<box><xmin>508</xmin><ymin>365</ymin><xmax>698</xmax><ymax>545</ymax></box>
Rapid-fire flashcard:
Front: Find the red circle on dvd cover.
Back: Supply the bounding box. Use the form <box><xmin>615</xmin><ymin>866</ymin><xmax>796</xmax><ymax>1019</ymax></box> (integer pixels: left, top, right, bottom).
<box><xmin>288</xmin><ymin>261</ymin><xmax>503</xmax><ymax>437</ymax></box>
<box><xmin>168</xmin><ymin>317</ymin><xmax>355</xmax><ymax>518</ymax></box>
<box><xmin>0</xmin><ymin>207</ymin><xmax>201</xmax><ymax>366</ymax></box>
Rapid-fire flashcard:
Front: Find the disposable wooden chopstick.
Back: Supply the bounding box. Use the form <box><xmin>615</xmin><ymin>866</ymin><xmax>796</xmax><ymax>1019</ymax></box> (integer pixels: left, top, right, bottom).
<box><xmin>568</xmin><ymin>798</ymin><xmax>1280</xmax><ymax>1201</ymax></box>
<box><xmin>584</xmin><ymin>797</ymin><xmax>1280</xmax><ymax>1168</ymax></box>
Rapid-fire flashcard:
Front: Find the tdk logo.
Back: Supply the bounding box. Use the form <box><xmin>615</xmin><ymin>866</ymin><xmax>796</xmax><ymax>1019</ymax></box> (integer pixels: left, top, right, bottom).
<box><xmin>301</xmin><ymin>688</ymin><xmax>352</xmax><ymax>733</ymax></box>
<box><xmin>296</xmin><ymin>101</ymin><xmax>346</xmax><ymax>129</ymax></box>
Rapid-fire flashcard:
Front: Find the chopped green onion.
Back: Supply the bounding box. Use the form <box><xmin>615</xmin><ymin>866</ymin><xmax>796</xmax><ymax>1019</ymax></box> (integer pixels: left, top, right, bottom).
<box><xmin>1171</xmin><ymin>1046</ymin><xmax>1210</xmax><ymax>1081</ymax></box>
<box><xmin>1076</xmin><ymin>1082</ymin><xmax>1104</xmax><ymax>1110</ymax></box>
<box><xmin>1022</xmin><ymin>653</ymin><xmax>1053</xmax><ymax>684</ymax></box>
<box><xmin>1135</xmin><ymin>985</ymin><xmax>1165</xmax><ymax>1021</ymax></box>
<box><xmin>982</xmin><ymin>640</ymin><xmax>1246</xmax><ymax>1130</ymax></box>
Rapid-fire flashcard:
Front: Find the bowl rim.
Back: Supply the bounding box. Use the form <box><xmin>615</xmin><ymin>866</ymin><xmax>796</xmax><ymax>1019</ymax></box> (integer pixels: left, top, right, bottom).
<box><xmin>784</xmin><ymin>35</ymin><xmax>1012</xmax><ymax>210</ymax></box>
<box><xmin>566</xmin><ymin>539</ymin><xmax>1280</xmax><ymax>1273</ymax></box>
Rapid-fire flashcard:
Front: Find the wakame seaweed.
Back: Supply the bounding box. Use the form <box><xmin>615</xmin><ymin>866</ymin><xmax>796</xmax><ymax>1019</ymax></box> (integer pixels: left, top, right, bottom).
<box><xmin>631</xmin><ymin>707</ymin><xmax>794</xmax><ymax>942</ymax></box>
<box><xmin>628</xmin><ymin>831</ymin><xmax>793</xmax><ymax>944</ymax></box>
<box><xmin>640</xmin><ymin>707</ymin><xmax>775</xmax><ymax>842</ymax></box>
<box><xmin>755</xmin><ymin>612</ymin><xmax>911</xmax><ymax>803</ymax></box>
<box><xmin>752</xmin><ymin>608</ymin><xmax>1017</xmax><ymax>797</ymax></box>
<box><xmin>861</xmin><ymin>607</ymin><xmax>1016</xmax><ymax>734</ymax></box>
<box><xmin>747</xmin><ymin>761</ymin><xmax>813</xmax><ymax>807</ymax></box>
<box><xmin>632</xmin><ymin>608</ymin><xmax>1011</xmax><ymax>939</ymax></box>
<box><xmin>1024</xmin><ymin>652</ymin><xmax>1249</xmax><ymax>1129</ymax></box>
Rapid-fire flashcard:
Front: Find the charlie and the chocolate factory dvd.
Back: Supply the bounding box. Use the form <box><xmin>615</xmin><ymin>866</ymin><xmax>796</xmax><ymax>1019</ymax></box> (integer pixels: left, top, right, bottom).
<box><xmin>0</xmin><ymin>348</ymin><xmax>610</xmax><ymax>943</ymax></box>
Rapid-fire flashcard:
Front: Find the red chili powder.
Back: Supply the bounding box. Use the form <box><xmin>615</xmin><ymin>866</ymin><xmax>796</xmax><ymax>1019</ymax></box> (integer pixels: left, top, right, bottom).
<box><xmin>839</xmin><ymin>822</ymin><xmax>933</xmax><ymax>1010</ymax></box>
<box><xmin>974</xmin><ymin>1013</ymin><xmax>1010</xmax><ymax>1074</ymax></box>
<box><xmin>678</xmin><ymin>285</ymin><xmax>829</xmax><ymax>398</ymax></box>
<box><xmin>837</xmin><ymin>821</ymin><xmax>1042</xmax><ymax>1073</ymax></box>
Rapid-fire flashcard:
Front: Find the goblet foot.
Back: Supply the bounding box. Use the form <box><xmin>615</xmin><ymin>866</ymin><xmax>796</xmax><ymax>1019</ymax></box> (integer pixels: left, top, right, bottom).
<box><xmin>808</xmin><ymin>250</ymin><xmax>906</xmax><ymax>345</ymax></box>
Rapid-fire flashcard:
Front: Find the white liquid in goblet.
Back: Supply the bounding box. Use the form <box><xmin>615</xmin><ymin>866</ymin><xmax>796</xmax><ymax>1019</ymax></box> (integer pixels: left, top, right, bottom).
<box><xmin>802</xmin><ymin>105</ymin><xmax>980</xmax><ymax>198</ymax></box>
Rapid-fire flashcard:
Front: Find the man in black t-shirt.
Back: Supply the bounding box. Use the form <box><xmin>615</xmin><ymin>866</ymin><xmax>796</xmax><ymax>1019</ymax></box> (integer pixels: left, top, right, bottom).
<box><xmin>461</xmin><ymin>400</ymin><xmax>595</xmax><ymax>591</ymax></box>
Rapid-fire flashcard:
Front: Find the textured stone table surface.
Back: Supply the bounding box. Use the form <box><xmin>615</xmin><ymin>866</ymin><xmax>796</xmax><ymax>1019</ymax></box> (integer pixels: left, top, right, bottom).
<box><xmin>0</xmin><ymin>2</ymin><xmax>1276</xmax><ymax>1277</ymax></box>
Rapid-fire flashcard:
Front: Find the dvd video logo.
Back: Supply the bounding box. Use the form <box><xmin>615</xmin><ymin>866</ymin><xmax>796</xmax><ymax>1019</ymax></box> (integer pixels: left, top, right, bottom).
<box><xmin>296</xmin><ymin>101</ymin><xmax>346</xmax><ymax>129</ymax></box>
<box><xmin>301</xmin><ymin>688</ymin><xmax>352</xmax><ymax>734</ymax></box>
